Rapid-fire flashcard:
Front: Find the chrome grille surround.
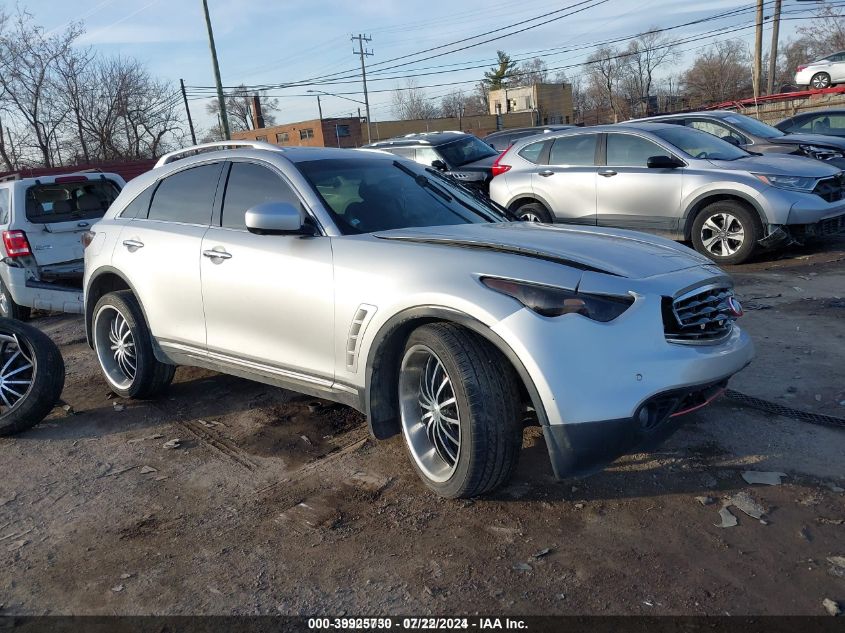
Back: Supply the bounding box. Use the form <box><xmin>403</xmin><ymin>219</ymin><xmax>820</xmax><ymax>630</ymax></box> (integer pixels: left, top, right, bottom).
<box><xmin>664</xmin><ymin>284</ymin><xmax>737</xmax><ymax>345</ymax></box>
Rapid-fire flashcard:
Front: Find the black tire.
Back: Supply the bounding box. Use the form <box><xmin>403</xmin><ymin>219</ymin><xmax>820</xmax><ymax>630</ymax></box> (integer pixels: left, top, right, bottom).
<box><xmin>810</xmin><ymin>72</ymin><xmax>831</xmax><ymax>90</ymax></box>
<box><xmin>92</xmin><ymin>290</ymin><xmax>175</xmax><ymax>399</ymax></box>
<box><xmin>691</xmin><ymin>201</ymin><xmax>760</xmax><ymax>265</ymax></box>
<box><xmin>514</xmin><ymin>201</ymin><xmax>553</xmax><ymax>223</ymax></box>
<box><xmin>0</xmin><ymin>279</ymin><xmax>31</xmax><ymax>321</ymax></box>
<box><xmin>0</xmin><ymin>318</ymin><xmax>64</xmax><ymax>436</ymax></box>
<box><xmin>398</xmin><ymin>323</ymin><xmax>523</xmax><ymax>498</ymax></box>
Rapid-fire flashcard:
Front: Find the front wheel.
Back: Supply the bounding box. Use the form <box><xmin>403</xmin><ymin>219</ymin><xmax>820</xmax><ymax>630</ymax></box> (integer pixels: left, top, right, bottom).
<box><xmin>398</xmin><ymin>323</ymin><xmax>523</xmax><ymax>498</ymax></box>
<box><xmin>691</xmin><ymin>202</ymin><xmax>760</xmax><ymax>265</ymax></box>
<box><xmin>92</xmin><ymin>291</ymin><xmax>175</xmax><ymax>399</ymax></box>
<box><xmin>810</xmin><ymin>72</ymin><xmax>831</xmax><ymax>89</ymax></box>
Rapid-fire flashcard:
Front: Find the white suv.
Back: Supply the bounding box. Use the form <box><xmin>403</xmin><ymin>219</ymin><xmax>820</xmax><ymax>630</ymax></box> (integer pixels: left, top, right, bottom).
<box><xmin>0</xmin><ymin>172</ymin><xmax>124</xmax><ymax>319</ymax></box>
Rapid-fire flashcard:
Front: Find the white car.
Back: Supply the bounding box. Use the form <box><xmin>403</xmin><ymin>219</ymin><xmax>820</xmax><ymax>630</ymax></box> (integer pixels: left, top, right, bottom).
<box><xmin>795</xmin><ymin>51</ymin><xmax>845</xmax><ymax>89</ymax></box>
<box><xmin>0</xmin><ymin>172</ymin><xmax>125</xmax><ymax>319</ymax></box>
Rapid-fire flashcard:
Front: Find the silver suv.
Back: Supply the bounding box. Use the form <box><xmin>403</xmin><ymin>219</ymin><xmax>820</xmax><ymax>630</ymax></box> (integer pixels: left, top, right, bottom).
<box><xmin>0</xmin><ymin>172</ymin><xmax>124</xmax><ymax>319</ymax></box>
<box><xmin>489</xmin><ymin>123</ymin><xmax>845</xmax><ymax>264</ymax></box>
<box><xmin>84</xmin><ymin>141</ymin><xmax>753</xmax><ymax>498</ymax></box>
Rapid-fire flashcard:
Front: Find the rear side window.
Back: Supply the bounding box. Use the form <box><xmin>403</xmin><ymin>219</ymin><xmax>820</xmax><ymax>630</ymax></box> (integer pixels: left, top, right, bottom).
<box><xmin>487</xmin><ymin>134</ymin><xmax>513</xmax><ymax>151</ymax></box>
<box><xmin>148</xmin><ymin>163</ymin><xmax>221</xmax><ymax>225</ymax></box>
<box><xmin>549</xmin><ymin>135</ymin><xmax>597</xmax><ymax>166</ymax></box>
<box><xmin>606</xmin><ymin>134</ymin><xmax>666</xmax><ymax>167</ymax></box>
<box><xmin>119</xmin><ymin>186</ymin><xmax>154</xmax><ymax>219</ymax></box>
<box><xmin>0</xmin><ymin>189</ymin><xmax>9</xmax><ymax>224</ymax></box>
<box><xmin>518</xmin><ymin>140</ymin><xmax>546</xmax><ymax>164</ymax></box>
<box><xmin>25</xmin><ymin>179</ymin><xmax>121</xmax><ymax>224</ymax></box>
<box><xmin>221</xmin><ymin>162</ymin><xmax>302</xmax><ymax>230</ymax></box>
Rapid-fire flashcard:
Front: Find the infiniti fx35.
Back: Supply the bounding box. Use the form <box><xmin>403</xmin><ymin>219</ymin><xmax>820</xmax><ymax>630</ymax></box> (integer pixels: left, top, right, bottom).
<box><xmin>84</xmin><ymin>141</ymin><xmax>753</xmax><ymax>498</ymax></box>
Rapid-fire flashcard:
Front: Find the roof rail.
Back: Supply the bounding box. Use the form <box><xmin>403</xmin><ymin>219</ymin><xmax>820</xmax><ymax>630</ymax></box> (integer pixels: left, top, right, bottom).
<box><xmin>154</xmin><ymin>140</ymin><xmax>281</xmax><ymax>168</ymax></box>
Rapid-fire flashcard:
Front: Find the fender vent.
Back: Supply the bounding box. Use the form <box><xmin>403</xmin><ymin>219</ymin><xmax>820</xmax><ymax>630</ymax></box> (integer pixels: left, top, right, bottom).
<box><xmin>346</xmin><ymin>304</ymin><xmax>376</xmax><ymax>371</ymax></box>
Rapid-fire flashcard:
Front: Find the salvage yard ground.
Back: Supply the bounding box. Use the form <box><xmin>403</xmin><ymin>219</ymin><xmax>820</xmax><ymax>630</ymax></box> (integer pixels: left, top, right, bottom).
<box><xmin>1</xmin><ymin>240</ymin><xmax>844</xmax><ymax>616</ymax></box>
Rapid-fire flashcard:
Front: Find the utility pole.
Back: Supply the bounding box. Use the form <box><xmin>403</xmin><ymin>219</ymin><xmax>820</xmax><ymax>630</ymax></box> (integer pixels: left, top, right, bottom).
<box><xmin>767</xmin><ymin>0</ymin><xmax>782</xmax><ymax>96</ymax></box>
<box><xmin>316</xmin><ymin>94</ymin><xmax>323</xmax><ymax>122</ymax></box>
<box><xmin>180</xmin><ymin>78</ymin><xmax>197</xmax><ymax>145</ymax></box>
<box><xmin>352</xmin><ymin>34</ymin><xmax>373</xmax><ymax>143</ymax></box>
<box><xmin>202</xmin><ymin>0</ymin><xmax>230</xmax><ymax>140</ymax></box>
<box><xmin>752</xmin><ymin>0</ymin><xmax>764</xmax><ymax>100</ymax></box>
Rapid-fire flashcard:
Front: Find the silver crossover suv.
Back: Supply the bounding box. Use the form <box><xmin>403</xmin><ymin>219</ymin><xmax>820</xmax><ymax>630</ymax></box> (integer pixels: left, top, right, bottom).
<box><xmin>84</xmin><ymin>141</ymin><xmax>753</xmax><ymax>498</ymax></box>
<box><xmin>489</xmin><ymin>123</ymin><xmax>845</xmax><ymax>264</ymax></box>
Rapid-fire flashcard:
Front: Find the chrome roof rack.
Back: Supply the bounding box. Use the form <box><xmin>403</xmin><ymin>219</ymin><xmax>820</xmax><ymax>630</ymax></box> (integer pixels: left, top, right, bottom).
<box><xmin>154</xmin><ymin>140</ymin><xmax>282</xmax><ymax>168</ymax></box>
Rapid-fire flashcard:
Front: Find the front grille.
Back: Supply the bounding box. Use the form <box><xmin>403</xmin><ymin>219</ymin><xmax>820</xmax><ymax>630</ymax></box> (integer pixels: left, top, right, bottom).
<box><xmin>818</xmin><ymin>213</ymin><xmax>845</xmax><ymax>236</ymax></box>
<box><xmin>813</xmin><ymin>175</ymin><xmax>845</xmax><ymax>203</ymax></box>
<box><xmin>662</xmin><ymin>285</ymin><xmax>737</xmax><ymax>344</ymax></box>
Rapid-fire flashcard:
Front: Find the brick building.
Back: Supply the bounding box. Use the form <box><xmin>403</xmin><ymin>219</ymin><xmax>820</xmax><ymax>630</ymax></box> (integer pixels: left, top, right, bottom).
<box><xmin>487</xmin><ymin>83</ymin><xmax>574</xmax><ymax>125</ymax></box>
<box><xmin>232</xmin><ymin>116</ymin><xmax>364</xmax><ymax>148</ymax></box>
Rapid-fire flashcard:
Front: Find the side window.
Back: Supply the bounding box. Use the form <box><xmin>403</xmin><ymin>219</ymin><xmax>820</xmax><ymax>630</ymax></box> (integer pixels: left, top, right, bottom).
<box><xmin>221</xmin><ymin>162</ymin><xmax>301</xmax><ymax>230</ymax></box>
<box><xmin>119</xmin><ymin>185</ymin><xmax>155</xmax><ymax>219</ymax></box>
<box><xmin>548</xmin><ymin>134</ymin><xmax>597</xmax><ymax>166</ymax></box>
<box><xmin>0</xmin><ymin>189</ymin><xmax>10</xmax><ymax>225</ymax></box>
<box><xmin>606</xmin><ymin>134</ymin><xmax>666</xmax><ymax>167</ymax></box>
<box><xmin>518</xmin><ymin>140</ymin><xmax>546</xmax><ymax>164</ymax></box>
<box><xmin>688</xmin><ymin>120</ymin><xmax>746</xmax><ymax>144</ymax></box>
<box><xmin>415</xmin><ymin>147</ymin><xmax>441</xmax><ymax>167</ymax></box>
<box><xmin>387</xmin><ymin>147</ymin><xmax>415</xmax><ymax>159</ymax></box>
<box><xmin>147</xmin><ymin>163</ymin><xmax>221</xmax><ymax>225</ymax></box>
<box><xmin>488</xmin><ymin>134</ymin><xmax>512</xmax><ymax>151</ymax></box>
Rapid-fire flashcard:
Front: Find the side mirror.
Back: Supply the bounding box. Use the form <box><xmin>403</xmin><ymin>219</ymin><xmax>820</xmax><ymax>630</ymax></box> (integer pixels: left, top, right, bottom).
<box><xmin>431</xmin><ymin>159</ymin><xmax>448</xmax><ymax>171</ymax></box>
<box><xmin>646</xmin><ymin>155</ymin><xmax>684</xmax><ymax>169</ymax></box>
<box><xmin>722</xmin><ymin>135</ymin><xmax>741</xmax><ymax>146</ymax></box>
<box><xmin>245</xmin><ymin>201</ymin><xmax>310</xmax><ymax>235</ymax></box>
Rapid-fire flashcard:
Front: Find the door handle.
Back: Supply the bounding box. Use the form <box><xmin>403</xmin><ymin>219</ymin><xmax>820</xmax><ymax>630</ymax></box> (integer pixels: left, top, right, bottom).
<box><xmin>538</xmin><ymin>169</ymin><xmax>555</xmax><ymax>177</ymax></box>
<box><xmin>598</xmin><ymin>169</ymin><xmax>618</xmax><ymax>177</ymax></box>
<box><xmin>203</xmin><ymin>249</ymin><xmax>232</xmax><ymax>261</ymax></box>
<box><xmin>122</xmin><ymin>239</ymin><xmax>144</xmax><ymax>250</ymax></box>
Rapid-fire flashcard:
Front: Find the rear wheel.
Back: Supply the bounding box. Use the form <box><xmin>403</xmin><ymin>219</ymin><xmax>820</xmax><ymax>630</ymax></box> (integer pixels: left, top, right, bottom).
<box><xmin>0</xmin><ymin>279</ymin><xmax>31</xmax><ymax>321</ymax></box>
<box><xmin>691</xmin><ymin>201</ymin><xmax>760</xmax><ymax>265</ymax></box>
<box><xmin>514</xmin><ymin>201</ymin><xmax>553</xmax><ymax>223</ymax></box>
<box><xmin>0</xmin><ymin>318</ymin><xmax>64</xmax><ymax>436</ymax></box>
<box><xmin>810</xmin><ymin>72</ymin><xmax>831</xmax><ymax>89</ymax></box>
<box><xmin>398</xmin><ymin>323</ymin><xmax>523</xmax><ymax>498</ymax></box>
<box><xmin>92</xmin><ymin>291</ymin><xmax>175</xmax><ymax>399</ymax></box>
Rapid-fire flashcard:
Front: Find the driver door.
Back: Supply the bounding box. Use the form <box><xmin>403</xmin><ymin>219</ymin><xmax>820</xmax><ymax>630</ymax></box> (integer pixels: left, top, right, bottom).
<box><xmin>200</xmin><ymin>160</ymin><xmax>335</xmax><ymax>381</ymax></box>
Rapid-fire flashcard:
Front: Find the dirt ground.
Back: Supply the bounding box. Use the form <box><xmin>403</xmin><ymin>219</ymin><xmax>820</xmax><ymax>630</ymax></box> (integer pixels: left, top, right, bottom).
<box><xmin>1</xmin><ymin>239</ymin><xmax>844</xmax><ymax>617</ymax></box>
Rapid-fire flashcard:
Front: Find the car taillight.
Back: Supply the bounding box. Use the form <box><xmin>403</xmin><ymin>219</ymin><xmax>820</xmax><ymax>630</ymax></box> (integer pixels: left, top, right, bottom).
<box><xmin>797</xmin><ymin>65</ymin><xmax>807</xmax><ymax>72</ymax></box>
<box><xmin>491</xmin><ymin>148</ymin><xmax>512</xmax><ymax>177</ymax></box>
<box><xmin>2</xmin><ymin>230</ymin><xmax>31</xmax><ymax>258</ymax></box>
<box><xmin>81</xmin><ymin>230</ymin><xmax>96</xmax><ymax>249</ymax></box>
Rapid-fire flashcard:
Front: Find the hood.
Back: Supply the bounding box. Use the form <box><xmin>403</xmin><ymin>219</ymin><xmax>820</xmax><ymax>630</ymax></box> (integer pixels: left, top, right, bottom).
<box><xmin>373</xmin><ymin>222</ymin><xmax>712</xmax><ymax>279</ymax></box>
<box><xmin>774</xmin><ymin>132</ymin><xmax>845</xmax><ymax>149</ymax></box>
<box><xmin>452</xmin><ymin>155</ymin><xmax>497</xmax><ymax>173</ymax></box>
<box><xmin>708</xmin><ymin>153</ymin><xmax>841</xmax><ymax>177</ymax></box>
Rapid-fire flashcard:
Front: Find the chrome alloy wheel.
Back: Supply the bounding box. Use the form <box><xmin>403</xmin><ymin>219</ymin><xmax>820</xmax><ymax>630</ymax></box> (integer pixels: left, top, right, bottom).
<box><xmin>520</xmin><ymin>211</ymin><xmax>542</xmax><ymax>223</ymax></box>
<box><xmin>399</xmin><ymin>345</ymin><xmax>461</xmax><ymax>483</ymax></box>
<box><xmin>0</xmin><ymin>333</ymin><xmax>34</xmax><ymax>412</ymax></box>
<box><xmin>94</xmin><ymin>305</ymin><xmax>137</xmax><ymax>390</ymax></box>
<box><xmin>700</xmin><ymin>212</ymin><xmax>745</xmax><ymax>257</ymax></box>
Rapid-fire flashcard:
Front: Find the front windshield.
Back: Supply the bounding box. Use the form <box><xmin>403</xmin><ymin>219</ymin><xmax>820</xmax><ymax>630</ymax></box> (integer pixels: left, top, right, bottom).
<box><xmin>725</xmin><ymin>114</ymin><xmax>785</xmax><ymax>138</ymax></box>
<box><xmin>653</xmin><ymin>126</ymin><xmax>750</xmax><ymax>161</ymax></box>
<box><xmin>437</xmin><ymin>136</ymin><xmax>498</xmax><ymax>167</ymax></box>
<box><xmin>297</xmin><ymin>157</ymin><xmax>508</xmax><ymax>235</ymax></box>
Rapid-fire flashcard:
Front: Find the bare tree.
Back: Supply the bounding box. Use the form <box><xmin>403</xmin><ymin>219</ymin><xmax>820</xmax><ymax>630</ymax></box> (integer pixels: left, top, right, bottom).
<box><xmin>56</xmin><ymin>44</ymin><xmax>95</xmax><ymax>163</ymax></box>
<box><xmin>620</xmin><ymin>30</ymin><xmax>679</xmax><ymax>116</ymax></box>
<box><xmin>440</xmin><ymin>90</ymin><xmax>487</xmax><ymax>121</ymax></box>
<box><xmin>0</xmin><ymin>10</ymin><xmax>81</xmax><ymax>167</ymax></box>
<box><xmin>511</xmin><ymin>57</ymin><xmax>549</xmax><ymax>87</ymax></box>
<box><xmin>392</xmin><ymin>79</ymin><xmax>439</xmax><ymax>120</ymax></box>
<box><xmin>585</xmin><ymin>47</ymin><xmax>623</xmax><ymax>122</ymax></box>
<box><xmin>205</xmin><ymin>85</ymin><xmax>279</xmax><ymax>131</ymax></box>
<box><xmin>682</xmin><ymin>40</ymin><xmax>752</xmax><ymax>105</ymax></box>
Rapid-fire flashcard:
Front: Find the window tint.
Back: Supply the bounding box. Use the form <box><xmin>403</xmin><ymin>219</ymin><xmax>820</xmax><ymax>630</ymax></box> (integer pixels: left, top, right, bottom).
<box><xmin>437</xmin><ymin>136</ymin><xmax>497</xmax><ymax>167</ymax></box>
<box><xmin>688</xmin><ymin>120</ymin><xmax>745</xmax><ymax>144</ymax></box>
<box><xmin>548</xmin><ymin>134</ymin><xmax>597</xmax><ymax>166</ymax></box>
<box><xmin>25</xmin><ymin>179</ymin><xmax>121</xmax><ymax>224</ymax></box>
<box><xmin>518</xmin><ymin>140</ymin><xmax>546</xmax><ymax>164</ymax></box>
<box><xmin>606</xmin><ymin>134</ymin><xmax>668</xmax><ymax>167</ymax></box>
<box><xmin>119</xmin><ymin>185</ymin><xmax>154</xmax><ymax>219</ymax></box>
<box><xmin>806</xmin><ymin>113</ymin><xmax>845</xmax><ymax>134</ymax></box>
<box><xmin>147</xmin><ymin>163</ymin><xmax>221</xmax><ymax>225</ymax></box>
<box><xmin>221</xmin><ymin>162</ymin><xmax>301</xmax><ymax>230</ymax></box>
<box><xmin>386</xmin><ymin>147</ymin><xmax>415</xmax><ymax>159</ymax></box>
<box><xmin>415</xmin><ymin>147</ymin><xmax>441</xmax><ymax>167</ymax></box>
<box><xmin>0</xmin><ymin>189</ymin><xmax>9</xmax><ymax>224</ymax></box>
<box><xmin>487</xmin><ymin>133</ymin><xmax>513</xmax><ymax>151</ymax></box>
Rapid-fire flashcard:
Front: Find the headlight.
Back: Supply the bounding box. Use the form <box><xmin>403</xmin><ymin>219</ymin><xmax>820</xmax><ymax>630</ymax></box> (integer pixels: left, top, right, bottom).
<box><xmin>799</xmin><ymin>144</ymin><xmax>843</xmax><ymax>160</ymax></box>
<box><xmin>753</xmin><ymin>173</ymin><xmax>817</xmax><ymax>192</ymax></box>
<box><xmin>481</xmin><ymin>277</ymin><xmax>634</xmax><ymax>322</ymax></box>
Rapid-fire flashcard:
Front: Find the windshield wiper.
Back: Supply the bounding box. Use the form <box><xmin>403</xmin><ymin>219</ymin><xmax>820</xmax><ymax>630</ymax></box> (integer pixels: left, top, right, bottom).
<box><xmin>424</xmin><ymin>168</ymin><xmax>518</xmax><ymax>222</ymax></box>
<box><xmin>392</xmin><ymin>161</ymin><xmax>452</xmax><ymax>202</ymax></box>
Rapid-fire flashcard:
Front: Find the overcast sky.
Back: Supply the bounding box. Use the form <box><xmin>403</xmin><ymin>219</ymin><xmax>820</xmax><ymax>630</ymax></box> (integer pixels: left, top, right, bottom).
<box><xmin>24</xmin><ymin>0</ymin><xmax>816</xmax><ymax>133</ymax></box>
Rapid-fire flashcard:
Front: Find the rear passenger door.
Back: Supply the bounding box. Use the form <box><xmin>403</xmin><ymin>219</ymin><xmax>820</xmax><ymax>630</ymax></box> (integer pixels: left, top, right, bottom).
<box><xmin>200</xmin><ymin>160</ymin><xmax>335</xmax><ymax>381</ymax></box>
<box><xmin>595</xmin><ymin>133</ymin><xmax>684</xmax><ymax>235</ymax></box>
<box><xmin>113</xmin><ymin>161</ymin><xmax>224</xmax><ymax>350</ymax></box>
<box><xmin>531</xmin><ymin>133</ymin><xmax>598</xmax><ymax>224</ymax></box>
